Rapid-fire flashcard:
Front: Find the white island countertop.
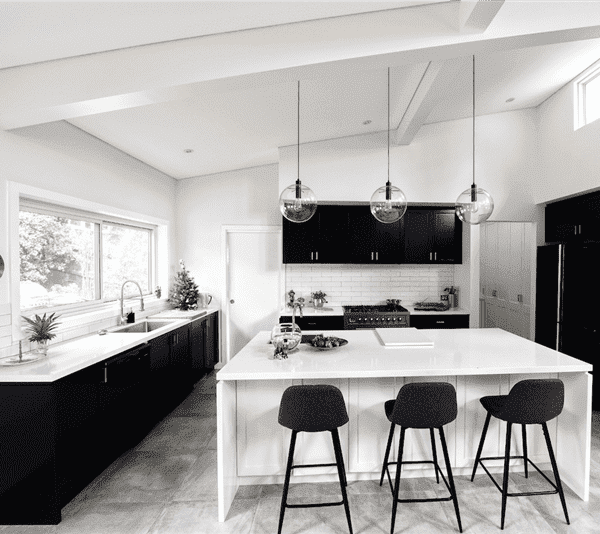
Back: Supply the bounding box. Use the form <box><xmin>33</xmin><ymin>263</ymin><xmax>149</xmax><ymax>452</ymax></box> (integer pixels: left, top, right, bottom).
<box><xmin>217</xmin><ymin>328</ymin><xmax>592</xmax><ymax>381</ymax></box>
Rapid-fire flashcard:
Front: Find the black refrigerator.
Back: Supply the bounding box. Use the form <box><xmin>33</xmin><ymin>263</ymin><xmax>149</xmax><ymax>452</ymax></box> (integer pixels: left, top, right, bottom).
<box><xmin>535</xmin><ymin>242</ymin><xmax>599</xmax><ymax>409</ymax></box>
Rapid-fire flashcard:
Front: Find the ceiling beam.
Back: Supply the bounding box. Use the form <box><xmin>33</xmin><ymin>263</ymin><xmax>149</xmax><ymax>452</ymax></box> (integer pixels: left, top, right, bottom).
<box><xmin>2</xmin><ymin>1</ymin><xmax>600</xmax><ymax>130</ymax></box>
<box><xmin>392</xmin><ymin>58</ymin><xmax>462</xmax><ymax>145</ymax></box>
<box><xmin>457</xmin><ymin>0</ymin><xmax>505</xmax><ymax>32</ymax></box>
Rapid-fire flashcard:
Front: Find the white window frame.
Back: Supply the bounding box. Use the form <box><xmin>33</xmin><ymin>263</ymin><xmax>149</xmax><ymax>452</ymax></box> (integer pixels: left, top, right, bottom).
<box><xmin>574</xmin><ymin>57</ymin><xmax>600</xmax><ymax>130</ymax></box>
<box><xmin>8</xmin><ymin>182</ymin><xmax>169</xmax><ymax>338</ymax></box>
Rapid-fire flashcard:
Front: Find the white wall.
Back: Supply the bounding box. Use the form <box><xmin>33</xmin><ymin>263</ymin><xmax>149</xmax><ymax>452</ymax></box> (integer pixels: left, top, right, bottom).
<box><xmin>279</xmin><ymin>109</ymin><xmax>540</xmax><ymax>221</ymax></box>
<box><xmin>175</xmin><ymin>164</ymin><xmax>280</xmax><ymax>310</ymax></box>
<box><xmin>535</xmin><ymin>80</ymin><xmax>600</xmax><ymax>204</ymax></box>
<box><xmin>0</xmin><ymin>122</ymin><xmax>177</xmax><ymax>355</ymax></box>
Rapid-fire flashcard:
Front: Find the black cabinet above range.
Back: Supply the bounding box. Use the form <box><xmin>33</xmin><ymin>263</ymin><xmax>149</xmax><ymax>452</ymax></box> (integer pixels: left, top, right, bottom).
<box><xmin>283</xmin><ymin>204</ymin><xmax>462</xmax><ymax>264</ymax></box>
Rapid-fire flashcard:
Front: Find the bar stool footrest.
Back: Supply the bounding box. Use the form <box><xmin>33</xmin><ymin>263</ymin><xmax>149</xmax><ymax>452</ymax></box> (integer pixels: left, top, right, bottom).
<box><xmin>385</xmin><ymin>460</ymin><xmax>454</xmax><ymax>503</ymax></box>
<box><xmin>476</xmin><ymin>455</ymin><xmax>560</xmax><ymax>497</ymax></box>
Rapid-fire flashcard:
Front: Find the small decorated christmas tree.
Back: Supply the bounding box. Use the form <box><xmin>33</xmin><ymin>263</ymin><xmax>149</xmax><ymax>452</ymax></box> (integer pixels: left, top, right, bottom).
<box><xmin>169</xmin><ymin>259</ymin><xmax>200</xmax><ymax>310</ymax></box>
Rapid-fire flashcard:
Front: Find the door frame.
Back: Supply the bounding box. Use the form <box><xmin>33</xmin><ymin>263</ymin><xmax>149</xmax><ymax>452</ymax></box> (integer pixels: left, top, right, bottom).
<box><xmin>221</xmin><ymin>225</ymin><xmax>283</xmax><ymax>365</ymax></box>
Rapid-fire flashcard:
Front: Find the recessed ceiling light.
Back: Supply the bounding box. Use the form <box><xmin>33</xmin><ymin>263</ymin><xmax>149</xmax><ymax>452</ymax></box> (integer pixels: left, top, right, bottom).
<box><xmin>506</xmin><ymin>98</ymin><xmax>515</xmax><ymax>103</ymax></box>
<box><xmin>363</xmin><ymin>120</ymin><xmax>372</xmax><ymax>125</ymax></box>
<box><xmin>184</xmin><ymin>149</ymin><xmax>194</xmax><ymax>153</ymax></box>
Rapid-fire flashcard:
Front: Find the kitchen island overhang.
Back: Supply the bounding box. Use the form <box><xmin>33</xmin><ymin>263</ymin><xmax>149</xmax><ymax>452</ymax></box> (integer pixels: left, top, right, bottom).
<box><xmin>216</xmin><ymin>328</ymin><xmax>592</xmax><ymax>522</ymax></box>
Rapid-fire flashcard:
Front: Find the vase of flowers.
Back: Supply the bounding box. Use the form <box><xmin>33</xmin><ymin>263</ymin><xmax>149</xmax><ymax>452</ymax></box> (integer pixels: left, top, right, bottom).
<box><xmin>311</xmin><ymin>290</ymin><xmax>327</xmax><ymax>308</ymax></box>
<box><xmin>22</xmin><ymin>313</ymin><xmax>61</xmax><ymax>356</ymax></box>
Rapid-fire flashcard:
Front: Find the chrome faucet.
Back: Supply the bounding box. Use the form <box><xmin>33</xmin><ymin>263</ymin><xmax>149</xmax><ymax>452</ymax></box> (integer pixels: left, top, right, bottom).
<box><xmin>120</xmin><ymin>280</ymin><xmax>145</xmax><ymax>324</ymax></box>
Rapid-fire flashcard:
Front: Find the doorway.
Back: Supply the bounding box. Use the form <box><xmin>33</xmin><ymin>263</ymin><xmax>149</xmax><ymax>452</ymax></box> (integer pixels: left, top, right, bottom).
<box><xmin>222</xmin><ymin>226</ymin><xmax>282</xmax><ymax>364</ymax></box>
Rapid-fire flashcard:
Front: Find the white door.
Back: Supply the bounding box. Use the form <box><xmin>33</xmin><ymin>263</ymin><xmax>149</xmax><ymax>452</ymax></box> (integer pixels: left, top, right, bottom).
<box><xmin>223</xmin><ymin>226</ymin><xmax>282</xmax><ymax>363</ymax></box>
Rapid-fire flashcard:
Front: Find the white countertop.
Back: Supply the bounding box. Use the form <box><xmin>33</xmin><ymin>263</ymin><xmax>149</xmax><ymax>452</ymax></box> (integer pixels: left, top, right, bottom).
<box><xmin>0</xmin><ymin>318</ymin><xmax>192</xmax><ymax>383</ymax></box>
<box><xmin>216</xmin><ymin>328</ymin><xmax>592</xmax><ymax>381</ymax></box>
<box><xmin>280</xmin><ymin>305</ymin><xmax>468</xmax><ymax>316</ymax></box>
<box><xmin>405</xmin><ymin>306</ymin><xmax>470</xmax><ymax>315</ymax></box>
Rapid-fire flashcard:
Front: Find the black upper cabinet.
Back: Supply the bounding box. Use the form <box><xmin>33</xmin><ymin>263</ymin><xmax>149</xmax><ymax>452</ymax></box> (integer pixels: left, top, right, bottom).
<box><xmin>346</xmin><ymin>205</ymin><xmax>401</xmax><ymax>263</ymax></box>
<box><xmin>545</xmin><ymin>192</ymin><xmax>600</xmax><ymax>244</ymax></box>
<box><xmin>283</xmin><ymin>204</ymin><xmax>461</xmax><ymax>264</ymax></box>
<box><xmin>403</xmin><ymin>208</ymin><xmax>462</xmax><ymax>264</ymax></box>
<box><xmin>283</xmin><ymin>205</ymin><xmax>348</xmax><ymax>263</ymax></box>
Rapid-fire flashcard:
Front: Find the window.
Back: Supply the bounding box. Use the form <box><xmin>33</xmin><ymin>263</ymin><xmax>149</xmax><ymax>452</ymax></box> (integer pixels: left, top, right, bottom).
<box><xmin>19</xmin><ymin>200</ymin><xmax>154</xmax><ymax>311</ymax></box>
<box><xmin>575</xmin><ymin>59</ymin><xmax>600</xmax><ymax>129</ymax></box>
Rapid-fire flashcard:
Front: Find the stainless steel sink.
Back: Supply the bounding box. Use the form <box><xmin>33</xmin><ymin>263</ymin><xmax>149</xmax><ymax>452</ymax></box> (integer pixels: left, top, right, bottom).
<box><xmin>109</xmin><ymin>320</ymin><xmax>176</xmax><ymax>333</ymax></box>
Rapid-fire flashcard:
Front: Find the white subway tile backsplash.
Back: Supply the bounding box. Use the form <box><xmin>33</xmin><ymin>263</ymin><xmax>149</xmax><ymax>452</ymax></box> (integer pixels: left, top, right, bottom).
<box><xmin>286</xmin><ymin>263</ymin><xmax>455</xmax><ymax>306</ymax></box>
<box><xmin>0</xmin><ymin>314</ymin><xmax>11</xmax><ymax>327</ymax></box>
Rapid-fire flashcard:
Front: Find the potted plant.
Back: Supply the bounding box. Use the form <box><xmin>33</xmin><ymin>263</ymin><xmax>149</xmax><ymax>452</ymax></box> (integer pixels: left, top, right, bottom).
<box><xmin>22</xmin><ymin>313</ymin><xmax>61</xmax><ymax>355</ymax></box>
<box><xmin>311</xmin><ymin>290</ymin><xmax>328</xmax><ymax>308</ymax></box>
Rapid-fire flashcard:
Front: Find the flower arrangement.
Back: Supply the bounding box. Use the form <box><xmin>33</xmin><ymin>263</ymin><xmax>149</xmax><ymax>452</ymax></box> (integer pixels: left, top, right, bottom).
<box><xmin>311</xmin><ymin>290</ymin><xmax>327</xmax><ymax>302</ymax></box>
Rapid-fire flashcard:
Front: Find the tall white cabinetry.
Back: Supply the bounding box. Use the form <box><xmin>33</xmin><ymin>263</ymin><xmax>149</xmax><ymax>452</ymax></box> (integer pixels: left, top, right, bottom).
<box><xmin>480</xmin><ymin>222</ymin><xmax>536</xmax><ymax>340</ymax></box>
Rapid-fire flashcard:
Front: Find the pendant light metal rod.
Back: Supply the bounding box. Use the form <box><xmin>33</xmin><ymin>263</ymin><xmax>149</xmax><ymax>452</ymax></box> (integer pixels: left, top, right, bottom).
<box><xmin>386</xmin><ymin>67</ymin><xmax>392</xmax><ymax>200</ymax></box>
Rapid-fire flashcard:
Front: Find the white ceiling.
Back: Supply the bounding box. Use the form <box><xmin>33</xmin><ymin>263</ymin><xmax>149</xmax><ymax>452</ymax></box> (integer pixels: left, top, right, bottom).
<box><xmin>4</xmin><ymin>2</ymin><xmax>600</xmax><ymax>179</ymax></box>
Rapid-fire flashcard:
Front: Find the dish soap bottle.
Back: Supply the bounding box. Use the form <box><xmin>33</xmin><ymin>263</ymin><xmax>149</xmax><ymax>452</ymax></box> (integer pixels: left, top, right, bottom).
<box><xmin>126</xmin><ymin>308</ymin><xmax>135</xmax><ymax>323</ymax></box>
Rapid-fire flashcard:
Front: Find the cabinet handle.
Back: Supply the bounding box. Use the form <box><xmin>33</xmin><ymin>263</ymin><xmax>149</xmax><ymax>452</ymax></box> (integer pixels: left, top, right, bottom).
<box><xmin>492</xmin><ymin>289</ymin><xmax>497</xmax><ymax>297</ymax></box>
<box><xmin>315</xmin><ymin>251</ymin><xmax>318</xmax><ymax>260</ymax></box>
<box><xmin>434</xmin><ymin>252</ymin><xmax>437</xmax><ymax>261</ymax></box>
<box><xmin>579</xmin><ymin>225</ymin><xmax>582</xmax><ymax>235</ymax></box>
<box><xmin>311</xmin><ymin>252</ymin><xmax>314</xmax><ymax>260</ymax></box>
<box><xmin>104</xmin><ymin>366</ymin><xmax>108</xmax><ymax>383</ymax></box>
<box><xmin>436</xmin><ymin>320</ymin><xmax>445</xmax><ymax>324</ymax></box>
<box><xmin>371</xmin><ymin>252</ymin><xmax>374</xmax><ymax>260</ymax></box>
<box><xmin>574</xmin><ymin>225</ymin><xmax>578</xmax><ymax>235</ymax></box>
<box><xmin>430</xmin><ymin>252</ymin><xmax>432</xmax><ymax>261</ymax></box>
<box><xmin>376</xmin><ymin>252</ymin><xmax>379</xmax><ymax>261</ymax></box>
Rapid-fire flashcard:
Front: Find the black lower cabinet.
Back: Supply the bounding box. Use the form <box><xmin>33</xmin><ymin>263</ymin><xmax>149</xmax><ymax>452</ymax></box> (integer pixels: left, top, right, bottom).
<box><xmin>190</xmin><ymin>312</ymin><xmax>219</xmax><ymax>381</ymax></box>
<box><xmin>280</xmin><ymin>315</ymin><xmax>344</xmax><ymax>330</ymax></box>
<box><xmin>410</xmin><ymin>314</ymin><xmax>470</xmax><ymax>329</ymax></box>
<box><xmin>0</xmin><ymin>315</ymin><xmax>221</xmax><ymax>525</ymax></box>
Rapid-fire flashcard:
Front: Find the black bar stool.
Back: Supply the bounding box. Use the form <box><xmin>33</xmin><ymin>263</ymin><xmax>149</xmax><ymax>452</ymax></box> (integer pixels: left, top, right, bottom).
<box><xmin>277</xmin><ymin>384</ymin><xmax>353</xmax><ymax>534</ymax></box>
<box><xmin>471</xmin><ymin>378</ymin><xmax>570</xmax><ymax>529</ymax></box>
<box><xmin>380</xmin><ymin>382</ymin><xmax>462</xmax><ymax>534</ymax></box>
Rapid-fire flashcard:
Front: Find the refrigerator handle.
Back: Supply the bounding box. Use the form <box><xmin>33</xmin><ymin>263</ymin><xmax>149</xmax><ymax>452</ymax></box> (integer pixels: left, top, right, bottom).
<box><xmin>556</xmin><ymin>244</ymin><xmax>564</xmax><ymax>352</ymax></box>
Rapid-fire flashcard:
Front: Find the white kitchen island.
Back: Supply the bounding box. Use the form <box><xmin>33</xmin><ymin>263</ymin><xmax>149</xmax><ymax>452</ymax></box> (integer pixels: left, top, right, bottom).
<box><xmin>216</xmin><ymin>328</ymin><xmax>593</xmax><ymax>522</ymax></box>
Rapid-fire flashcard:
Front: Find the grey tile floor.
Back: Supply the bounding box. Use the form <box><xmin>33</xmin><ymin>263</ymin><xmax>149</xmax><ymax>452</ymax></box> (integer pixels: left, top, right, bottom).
<box><xmin>3</xmin><ymin>373</ymin><xmax>600</xmax><ymax>533</ymax></box>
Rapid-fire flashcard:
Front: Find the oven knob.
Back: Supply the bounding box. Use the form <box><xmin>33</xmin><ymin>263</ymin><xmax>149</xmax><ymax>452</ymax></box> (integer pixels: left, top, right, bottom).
<box><xmin>387</xmin><ymin>317</ymin><xmax>391</xmax><ymax>321</ymax></box>
<box><xmin>392</xmin><ymin>317</ymin><xmax>396</xmax><ymax>321</ymax></box>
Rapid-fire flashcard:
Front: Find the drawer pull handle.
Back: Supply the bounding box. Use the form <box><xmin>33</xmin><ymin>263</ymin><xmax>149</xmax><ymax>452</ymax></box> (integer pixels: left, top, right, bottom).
<box><xmin>436</xmin><ymin>321</ymin><xmax>445</xmax><ymax>324</ymax></box>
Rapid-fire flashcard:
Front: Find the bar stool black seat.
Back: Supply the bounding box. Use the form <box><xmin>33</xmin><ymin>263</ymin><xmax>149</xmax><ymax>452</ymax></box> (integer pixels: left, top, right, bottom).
<box><xmin>471</xmin><ymin>378</ymin><xmax>570</xmax><ymax>530</ymax></box>
<box><xmin>277</xmin><ymin>384</ymin><xmax>353</xmax><ymax>534</ymax></box>
<box><xmin>380</xmin><ymin>382</ymin><xmax>462</xmax><ymax>534</ymax></box>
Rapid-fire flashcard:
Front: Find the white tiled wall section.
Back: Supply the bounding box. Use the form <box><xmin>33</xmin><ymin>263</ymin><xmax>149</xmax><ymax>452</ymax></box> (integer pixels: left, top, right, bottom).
<box><xmin>286</xmin><ymin>264</ymin><xmax>454</xmax><ymax>305</ymax></box>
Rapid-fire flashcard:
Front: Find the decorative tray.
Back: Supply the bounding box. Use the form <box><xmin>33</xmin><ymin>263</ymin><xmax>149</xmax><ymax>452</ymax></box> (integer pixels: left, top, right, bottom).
<box><xmin>304</xmin><ymin>334</ymin><xmax>348</xmax><ymax>351</ymax></box>
<box><xmin>0</xmin><ymin>353</ymin><xmax>44</xmax><ymax>366</ymax></box>
<box><xmin>413</xmin><ymin>301</ymin><xmax>450</xmax><ymax>312</ymax></box>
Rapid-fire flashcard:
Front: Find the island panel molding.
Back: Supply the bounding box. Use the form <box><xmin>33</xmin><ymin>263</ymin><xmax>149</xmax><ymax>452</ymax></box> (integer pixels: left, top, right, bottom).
<box><xmin>216</xmin><ymin>328</ymin><xmax>592</xmax><ymax>522</ymax></box>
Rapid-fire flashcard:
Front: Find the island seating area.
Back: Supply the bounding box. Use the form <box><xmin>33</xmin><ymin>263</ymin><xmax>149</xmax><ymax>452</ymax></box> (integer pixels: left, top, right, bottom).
<box><xmin>216</xmin><ymin>328</ymin><xmax>593</xmax><ymax>523</ymax></box>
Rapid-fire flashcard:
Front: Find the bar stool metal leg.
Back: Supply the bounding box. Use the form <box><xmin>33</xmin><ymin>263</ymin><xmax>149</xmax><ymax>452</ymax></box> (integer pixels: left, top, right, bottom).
<box><xmin>278</xmin><ymin>430</ymin><xmax>298</xmax><ymax>534</ymax></box>
<box><xmin>522</xmin><ymin>424</ymin><xmax>528</xmax><ymax>479</ymax></box>
<box><xmin>542</xmin><ymin>422</ymin><xmax>570</xmax><ymax>525</ymax></box>
<box><xmin>439</xmin><ymin>426</ymin><xmax>463</xmax><ymax>533</ymax></box>
<box><xmin>430</xmin><ymin>428</ymin><xmax>440</xmax><ymax>484</ymax></box>
<box><xmin>500</xmin><ymin>422</ymin><xmax>512</xmax><ymax>530</ymax></box>
<box><xmin>390</xmin><ymin>427</ymin><xmax>406</xmax><ymax>534</ymax></box>
<box><xmin>380</xmin><ymin>423</ymin><xmax>395</xmax><ymax>489</ymax></box>
<box><xmin>471</xmin><ymin>411</ymin><xmax>491</xmax><ymax>481</ymax></box>
<box><xmin>331</xmin><ymin>429</ymin><xmax>353</xmax><ymax>534</ymax></box>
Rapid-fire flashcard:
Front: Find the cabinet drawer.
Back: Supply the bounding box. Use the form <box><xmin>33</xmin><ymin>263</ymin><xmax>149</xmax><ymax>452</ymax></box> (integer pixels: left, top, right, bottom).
<box><xmin>280</xmin><ymin>315</ymin><xmax>344</xmax><ymax>331</ymax></box>
<box><xmin>410</xmin><ymin>314</ymin><xmax>469</xmax><ymax>329</ymax></box>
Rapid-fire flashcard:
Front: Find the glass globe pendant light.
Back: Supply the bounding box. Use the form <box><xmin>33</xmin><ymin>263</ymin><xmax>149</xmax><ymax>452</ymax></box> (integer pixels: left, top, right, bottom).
<box><xmin>279</xmin><ymin>81</ymin><xmax>317</xmax><ymax>223</ymax></box>
<box><xmin>455</xmin><ymin>56</ymin><xmax>494</xmax><ymax>225</ymax></box>
<box><xmin>370</xmin><ymin>67</ymin><xmax>407</xmax><ymax>224</ymax></box>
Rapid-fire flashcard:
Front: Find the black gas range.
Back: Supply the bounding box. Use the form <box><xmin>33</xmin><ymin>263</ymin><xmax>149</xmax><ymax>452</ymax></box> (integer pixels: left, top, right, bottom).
<box><xmin>343</xmin><ymin>304</ymin><xmax>410</xmax><ymax>329</ymax></box>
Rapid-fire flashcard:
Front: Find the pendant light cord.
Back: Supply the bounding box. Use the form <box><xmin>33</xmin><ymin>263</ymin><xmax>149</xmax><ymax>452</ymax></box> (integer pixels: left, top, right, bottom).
<box><xmin>471</xmin><ymin>55</ymin><xmax>477</xmax><ymax>201</ymax></box>
<box><xmin>387</xmin><ymin>67</ymin><xmax>390</xmax><ymax>187</ymax></box>
<box><xmin>297</xmin><ymin>80</ymin><xmax>300</xmax><ymax>185</ymax></box>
